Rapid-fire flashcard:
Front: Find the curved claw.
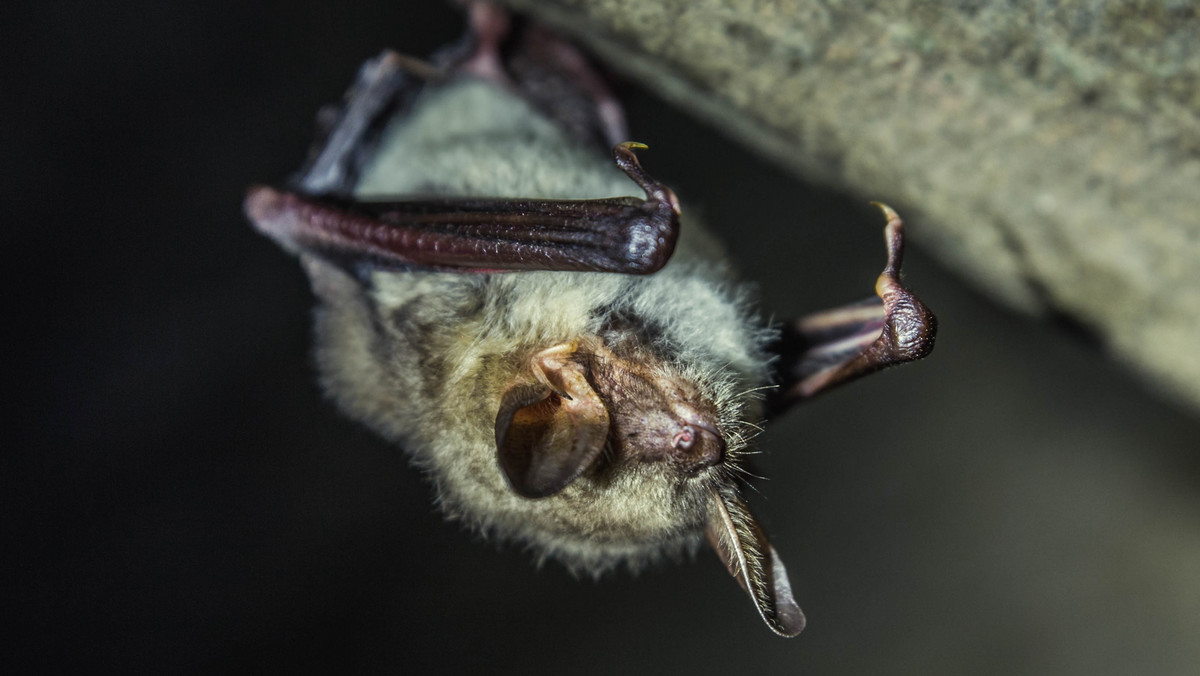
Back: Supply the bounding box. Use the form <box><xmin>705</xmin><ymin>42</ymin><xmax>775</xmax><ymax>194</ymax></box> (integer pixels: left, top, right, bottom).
<box><xmin>869</xmin><ymin>203</ymin><xmax>937</xmax><ymax>364</ymax></box>
<box><xmin>613</xmin><ymin>142</ymin><xmax>682</xmax><ymax>217</ymax></box>
<box><xmin>871</xmin><ymin>201</ymin><xmax>904</xmax><ymax>281</ymax></box>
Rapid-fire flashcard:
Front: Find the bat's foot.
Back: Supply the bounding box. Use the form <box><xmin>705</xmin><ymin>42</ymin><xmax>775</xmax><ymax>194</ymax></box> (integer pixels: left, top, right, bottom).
<box><xmin>768</xmin><ymin>204</ymin><xmax>937</xmax><ymax>414</ymax></box>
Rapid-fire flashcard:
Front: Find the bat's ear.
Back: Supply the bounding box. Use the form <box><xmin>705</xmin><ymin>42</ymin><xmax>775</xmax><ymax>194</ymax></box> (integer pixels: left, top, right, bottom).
<box><xmin>706</xmin><ymin>488</ymin><xmax>806</xmax><ymax>637</ymax></box>
<box><xmin>495</xmin><ymin>345</ymin><xmax>610</xmax><ymax>499</ymax></box>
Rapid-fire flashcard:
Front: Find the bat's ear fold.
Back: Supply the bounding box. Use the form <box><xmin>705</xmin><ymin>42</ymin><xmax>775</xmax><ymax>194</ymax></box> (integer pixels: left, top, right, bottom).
<box><xmin>495</xmin><ymin>345</ymin><xmax>610</xmax><ymax>499</ymax></box>
<box><xmin>706</xmin><ymin>488</ymin><xmax>806</xmax><ymax>637</ymax></box>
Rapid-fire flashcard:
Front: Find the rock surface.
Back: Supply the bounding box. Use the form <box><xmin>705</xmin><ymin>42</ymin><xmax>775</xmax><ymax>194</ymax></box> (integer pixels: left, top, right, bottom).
<box><xmin>500</xmin><ymin>0</ymin><xmax>1200</xmax><ymax>409</ymax></box>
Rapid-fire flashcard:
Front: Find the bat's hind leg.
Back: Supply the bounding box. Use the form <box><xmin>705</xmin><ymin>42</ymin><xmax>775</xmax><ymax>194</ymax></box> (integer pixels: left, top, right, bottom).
<box><xmin>768</xmin><ymin>204</ymin><xmax>937</xmax><ymax>416</ymax></box>
<box><xmin>508</xmin><ymin>23</ymin><xmax>629</xmax><ymax>149</ymax></box>
<box><xmin>455</xmin><ymin>1</ymin><xmax>512</xmax><ymax>84</ymax></box>
<box><xmin>457</xmin><ymin>1</ymin><xmax>630</xmax><ymax>150</ymax></box>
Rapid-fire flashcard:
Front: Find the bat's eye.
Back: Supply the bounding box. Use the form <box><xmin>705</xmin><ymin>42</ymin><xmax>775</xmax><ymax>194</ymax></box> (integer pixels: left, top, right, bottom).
<box><xmin>673</xmin><ymin>426</ymin><xmax>696</xmax><ymax>450</ymax></box>
<box><xmin>673</xmin><ymin>423</ymin><xmax>725</xmax><ymax>471</ymax></box>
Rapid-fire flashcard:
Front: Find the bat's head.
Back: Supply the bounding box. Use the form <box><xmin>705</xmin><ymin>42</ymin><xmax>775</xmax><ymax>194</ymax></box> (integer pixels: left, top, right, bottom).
<box><xmin>491</xmin><ymin>335</ymin><xmax>804</xmax><ymax>637</ymax></box>
<box><xmin>294</xmin><ymin>245</ymin><xmax>804</xmax><ymax>636</ymax></box>
<box><xmin>495</xmin><ymin>340</ymin><xmax>726</xmax><ymax>499</ymax></box>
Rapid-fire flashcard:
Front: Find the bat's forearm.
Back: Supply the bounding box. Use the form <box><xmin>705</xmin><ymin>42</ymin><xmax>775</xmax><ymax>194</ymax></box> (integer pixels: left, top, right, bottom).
<box><xmin>247</xmin><ymin>143</ymin><xmax>681</xmax><ymax>274</ymax></box>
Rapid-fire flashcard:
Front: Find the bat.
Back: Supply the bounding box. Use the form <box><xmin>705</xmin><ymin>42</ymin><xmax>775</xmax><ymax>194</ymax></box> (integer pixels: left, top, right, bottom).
<box><xmin>244</xmin><ymin>3</ymin><xmax>936</xmax><ymax>637</ymax></box>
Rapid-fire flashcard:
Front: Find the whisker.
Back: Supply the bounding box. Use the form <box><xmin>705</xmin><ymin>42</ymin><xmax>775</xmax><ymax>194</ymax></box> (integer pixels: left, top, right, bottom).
<box><xmin>737</xmin><ymin>420</ymin><xmax>764</xmax><ymax>433</ymax></box>
<box><xmin>732</xmin><ymin>384</ymin><xmax>778</xmax><ymax>399</ymax></box>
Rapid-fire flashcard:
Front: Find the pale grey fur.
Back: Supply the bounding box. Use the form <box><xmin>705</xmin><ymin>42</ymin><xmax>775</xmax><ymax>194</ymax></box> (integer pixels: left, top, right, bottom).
<box><xmin>306</xmin><ymin>80</ymin><xmax>775</xmax><ymax>575</ymax></box>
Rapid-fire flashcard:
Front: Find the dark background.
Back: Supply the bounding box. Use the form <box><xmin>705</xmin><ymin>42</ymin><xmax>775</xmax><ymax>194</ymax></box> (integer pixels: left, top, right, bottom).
<box><xmin>10</xmin><ymin>1</ymin><xmax>1200</xmax><ymax>673</ymax></box>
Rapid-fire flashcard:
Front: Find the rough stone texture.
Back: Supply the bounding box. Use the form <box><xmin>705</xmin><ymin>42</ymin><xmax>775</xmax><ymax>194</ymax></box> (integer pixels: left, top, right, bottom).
<box><xmin>499</xmin><ymin>0</ymin><xmax>1200</xmax><ymax>409</ymax></box>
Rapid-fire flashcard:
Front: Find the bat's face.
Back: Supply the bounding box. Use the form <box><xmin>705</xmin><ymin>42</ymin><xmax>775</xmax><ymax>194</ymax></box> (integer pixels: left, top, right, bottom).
<box><xmin>589</xmin><ymin>345</ymin><xmax>728</xmax><ymax>475</ymax></box>
<box><xmin>484</xmin><ymin>332</ymin><xmax>764</xmax><ymax>562</ymax></box>
<box><xmin>497</xmin><ymin>339</ymin><xmax>728</xmax><ymax>498</ymax></box>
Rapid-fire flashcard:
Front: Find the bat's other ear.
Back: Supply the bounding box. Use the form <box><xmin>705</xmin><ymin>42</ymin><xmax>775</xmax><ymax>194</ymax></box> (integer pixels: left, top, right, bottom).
<box><xmin>706</xmin><ymin>488</ymin><xmax>806</xmax><ymax>637</ymax></box>
<box><xmin>495</xmin><ymin>344</ymin><xmax>610</xmax><ymax>499</ymax></box>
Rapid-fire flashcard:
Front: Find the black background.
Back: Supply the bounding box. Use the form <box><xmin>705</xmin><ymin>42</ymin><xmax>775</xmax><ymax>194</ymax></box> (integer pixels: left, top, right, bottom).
<box><xmin>10</xmin><ymin>2</ymin><xmax>1200</xmax><ymax>673</ymax></box>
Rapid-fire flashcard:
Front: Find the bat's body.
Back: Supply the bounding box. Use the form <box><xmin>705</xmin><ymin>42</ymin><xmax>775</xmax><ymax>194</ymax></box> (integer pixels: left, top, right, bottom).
<box><xmin>311</xmin><ymin>79</ymin><xmax>770</xmax><ymax>572</ymax></box>
<box><xmin>246</xmin><ymin>5</ymin><xmax>935</xmax><ymax>637</ymax></box>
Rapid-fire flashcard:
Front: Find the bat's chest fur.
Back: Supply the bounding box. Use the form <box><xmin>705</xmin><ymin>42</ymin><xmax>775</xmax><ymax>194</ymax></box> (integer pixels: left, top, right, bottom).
<box><xmin>285</xmin><ymin>80</ymin><xmax>778</xmax><ymax>572</ymax></box>
<box><xmin>309</xmin><ymin>250</ymin><xmax>773</xmax><ymax>573</ymax></box>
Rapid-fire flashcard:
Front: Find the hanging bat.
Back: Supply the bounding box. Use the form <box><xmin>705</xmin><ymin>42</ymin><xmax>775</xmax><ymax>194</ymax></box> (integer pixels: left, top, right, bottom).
<box><xmin>244</xmin><ymin>3</ymin><xmax>935</xmax><ymax>637</ymax></box>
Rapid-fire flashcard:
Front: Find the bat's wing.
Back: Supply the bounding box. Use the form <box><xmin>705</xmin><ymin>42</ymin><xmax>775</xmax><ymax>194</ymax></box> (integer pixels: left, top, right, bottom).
<box><xmin>246</xmin><ymin>7</ymin><xmax>677</xmax><ymax>275</ymax></box>
<box><xmin>768</xmin><ymin>204</ymin><xmax>937</xmax><ymax>416</ymax></box>
<box><xmin>246</xmin><ymin>143</ymin><xmax>680</xmax><ymax>275</ymax></box>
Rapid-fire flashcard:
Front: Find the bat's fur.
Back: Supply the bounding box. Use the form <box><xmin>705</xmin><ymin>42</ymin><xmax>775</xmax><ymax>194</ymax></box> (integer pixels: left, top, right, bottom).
<box><xmin>304</xmin><ymin>80</ymin><xmax>776</xmax><ymax>574</ymax></box>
